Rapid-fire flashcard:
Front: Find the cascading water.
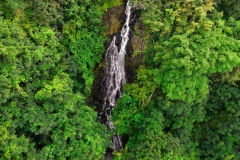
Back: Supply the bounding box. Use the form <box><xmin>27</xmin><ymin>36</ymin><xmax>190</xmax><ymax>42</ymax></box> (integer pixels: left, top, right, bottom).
<box><xmin>99</xmin><ymin>0</ymin><xmax>132</xmax><ymax>151</ymax></box>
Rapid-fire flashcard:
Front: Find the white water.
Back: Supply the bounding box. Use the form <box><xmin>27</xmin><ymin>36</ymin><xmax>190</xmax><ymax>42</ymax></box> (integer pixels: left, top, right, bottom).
<box><xmin>100</xmin><ymin>1</ymin><xmax>132</xmax><ymax>151</ymax></box>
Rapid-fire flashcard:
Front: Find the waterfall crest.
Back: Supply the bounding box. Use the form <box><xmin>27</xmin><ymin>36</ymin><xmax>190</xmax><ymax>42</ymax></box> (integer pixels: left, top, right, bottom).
<box><xmin>100</xmin><ymin>1</ymin><xmax>132</xmax><ymax>151</ymax></box>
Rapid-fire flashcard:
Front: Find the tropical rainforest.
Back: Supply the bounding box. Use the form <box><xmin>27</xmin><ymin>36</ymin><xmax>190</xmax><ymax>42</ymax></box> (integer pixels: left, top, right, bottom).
<box><xmin>0</xmin><ymin>0</ymin><xmax>240</xmax><ymax>159</ymax></box>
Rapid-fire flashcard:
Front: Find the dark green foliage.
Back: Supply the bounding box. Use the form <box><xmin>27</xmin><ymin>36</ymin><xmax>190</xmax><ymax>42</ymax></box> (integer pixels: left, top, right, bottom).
<box><xmin>0</xmin><ymin>121</ymin><xmax>30</xmax><ymax>159</ymax></box>
<box><xmin>195</xmin><ymin>83</ymin><xmax>240</xmax><ymax>159</ymax></box>
<box><xmin>0</xmin><ymin>0</ymin><xmax>123</xmax><ymax>159</ymax></box>
<box><xmin>153</xmin><ymin>31</ymin><xmax>240</xmax><ymax>103</ymax></box>
<box><xmin>119</xmin><ymin>107</ymin><xmax>167</xmax><ymax>159</ymax></box>
<box><xmin>60</xmin><ymin>1</ymin><xmax>109</xmax><ymax>95</ymax></box>
<box><xmin>0</xmin><ymin>17</ymin><xmax>110</xmax><ymax>158</ymax></box>
<box><xmin>112</xmin><ymin>0</ymin><xmax>240</xmax><ymax>159</ymax></box>
<box><xmin>137</xmin><ymin>0</ymin><xmax>240</xmax><ymax>103</ymax></box>
<box><xmin>215</xmin><ymin>0</ymin><xmax>240</xmax><ymax>20</ymax></box>
<box><xmin>226</xmin><ymin>17</ymin><xmax>240</xmax><ymax>39</ymax></box>
<box><xmin>32</xmin><ymin>73</ymin><xmax>110</xmax><ymax>159</ymax></box>
<box><xmin>66</xmin><ymin>27</ymin><xmax>105</xmax><ymax>95</ymax></box>
<box><xmin>1</xmin><ymin>0</ymin><xmax>240</xmax><ymax>159</ymax></box>
<box><xmin>113</xmin><ymin>92</ymin><xmax>198</xmax><ymax>159</ymax></box>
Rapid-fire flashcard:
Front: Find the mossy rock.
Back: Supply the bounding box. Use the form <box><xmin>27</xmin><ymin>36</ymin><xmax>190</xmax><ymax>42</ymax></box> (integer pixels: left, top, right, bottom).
<box><xmin>108</xmin><ymin>16</ymin><xmax>121</xmax><ymax>35</ymax></box>
<box><xmin>102</xmin><ymin>2</ymin><xmax>125</xmax><ymax>37</ymax></box>
<box><xmin>131</xmin><ymin>20</ymin><xmax>145</xmax><ymax>56</ymax></box>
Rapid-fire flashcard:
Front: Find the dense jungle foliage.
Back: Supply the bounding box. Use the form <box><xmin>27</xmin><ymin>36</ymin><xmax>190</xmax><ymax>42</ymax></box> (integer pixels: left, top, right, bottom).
<box><xmin>0</xmin><ymin>0</ymin><xmax>240</xmax><ymax>159</ymax></box>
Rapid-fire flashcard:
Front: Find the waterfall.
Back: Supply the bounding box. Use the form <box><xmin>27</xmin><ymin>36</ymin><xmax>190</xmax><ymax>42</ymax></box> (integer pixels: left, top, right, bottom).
<box><xmin>99</xmin><ymin>1</ymin><xmax>132</xmax><ymax>151</ymax></box>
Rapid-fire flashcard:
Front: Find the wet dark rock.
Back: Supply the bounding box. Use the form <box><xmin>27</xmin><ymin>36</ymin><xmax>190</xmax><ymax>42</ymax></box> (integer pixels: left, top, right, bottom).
<box><xmin>104</xmin><ymin>151</ymin><xmax>114</xmax><ymax>160</ymax></box>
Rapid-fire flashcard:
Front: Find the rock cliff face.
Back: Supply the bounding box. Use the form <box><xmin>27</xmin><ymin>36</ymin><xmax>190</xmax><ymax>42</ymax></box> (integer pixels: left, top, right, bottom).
<box><xmin>102</xmin><ymin>4</ymin><xmax>125</xmax><ymax>37</ymax></box>
<box><xmin>126</xmin><ymin>11</ymin><xmax>144</xmax><ymax>83</ymax></box>
<box><xmin>89</xmin><ymin>0</ymin><xmax>144</xmax><ymax>115</ymax></box>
